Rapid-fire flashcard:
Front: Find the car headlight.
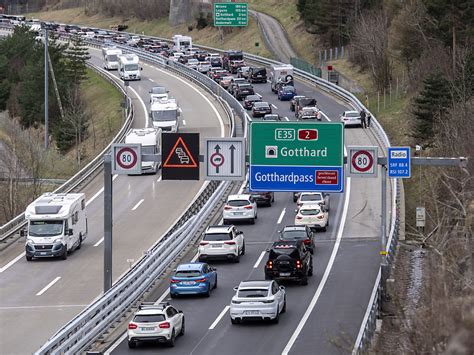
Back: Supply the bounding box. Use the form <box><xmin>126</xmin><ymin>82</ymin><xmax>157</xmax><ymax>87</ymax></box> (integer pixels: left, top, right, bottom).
<box><xmin>27</xmin><ymin>239</ymin><xmax>35</xmax><ymax>245</ymax></box>
<box><xmin>54</xmin><ymin>239</ymin><xmax>63</xmax><ymax>244</ymax></box>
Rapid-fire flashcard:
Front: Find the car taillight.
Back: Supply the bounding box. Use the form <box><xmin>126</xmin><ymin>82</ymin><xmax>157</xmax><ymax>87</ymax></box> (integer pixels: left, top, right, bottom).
<box><xmin>170</xmin><ymin>278</ymin><xmax>180</xmax><ymax>283</ymax></box>
<box><xmin>317</xmin><ymin>215</ymin><xmax>324</xmax><ymax>219</ymax></box>
<box><xmin>200</xmin><ymin>241</ymin><xmax>209</xmax><ymax>245</ymax></box>
<box><xmin>297</xmin><ymin>203</ymin><xmax>302</xmax><ymax>207</ymax></box>
<box><xmin>195</xmin><ymin>278</ymin><xmax>207</xmax><ymax>283</ymax></box>
<box><xmin>128</xmin><ymin>323</ymin><xmax>137</xmax><ymax>329</ymax></box>
<box><xmin>296</xmin><ymin>215</ymin><xmax>303</xmax><ymax>220</ymax></box>
<box><xmin>159</xmin><ymin>322</ymin><xmax>171</xmax><ymax>329</ymax></box>
<box><xmin>262</xmin><ymin>299</ymin><xmax>274</xmax><ymax>303</ymax></box>
<box><xmin>303</xmin><ymin>239</ymin><xmax>311</xmax><ymax>244</ymax></box>
<box><xmin>296</xmin><ymin>260</ymin><xmax>302</xmax><ymax>269</ymax></box>
<box><xmin>244</xmin><ymin>205</ymin><xmax>253</xmax><ymax>209</ymax></box>
<box><xmin>267</xmin><ymin>260</ymin><xmax>273</xmax><ymax>269</ymax></box>
<box><xmin>224</xmin><ymin>241</ymin><xmax>236</xmax><ymax>245</ymax></box>
<box><xmin>224</xmin><ymin>205</ymin><xmax>232</xmax><ymax>210</ymax></box>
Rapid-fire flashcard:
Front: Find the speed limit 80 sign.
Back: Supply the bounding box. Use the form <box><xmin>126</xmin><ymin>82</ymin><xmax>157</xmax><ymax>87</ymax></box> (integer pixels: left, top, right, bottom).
<box><xmin>112</xmin><ymin>143</ymin><xmax>142</xmax><ymax>174</ymax></box>
<box><xmin>348</xmin><ymin>146</ymin><xmax>378</xmax><ymax>178</ymax></box>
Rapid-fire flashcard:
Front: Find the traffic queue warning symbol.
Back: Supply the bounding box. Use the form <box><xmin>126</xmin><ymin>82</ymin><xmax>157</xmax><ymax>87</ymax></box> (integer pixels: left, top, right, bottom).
<box><xmin>162</xmin><ymin>133</ymin><xmax>199</xmax><ymax>180</ymax></box>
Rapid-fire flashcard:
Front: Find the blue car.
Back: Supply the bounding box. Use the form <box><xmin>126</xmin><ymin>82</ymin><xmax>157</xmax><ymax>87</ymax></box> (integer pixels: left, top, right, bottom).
<box><xmin>278</xmin><ymin>85</ymin><xmax>296</xmax><ymax>101</ymax></box>
<box><xmin>170</xmin><ymin>262</ymin><xmax>217</xmax><ymax>298</ymax></box>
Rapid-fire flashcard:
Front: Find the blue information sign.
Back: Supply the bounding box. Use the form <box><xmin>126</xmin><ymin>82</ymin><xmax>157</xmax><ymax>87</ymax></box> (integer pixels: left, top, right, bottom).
<box><xmin>388</xmin><ymin>147</ymin><xmax>411</xmax><ymax>178</ymax></box>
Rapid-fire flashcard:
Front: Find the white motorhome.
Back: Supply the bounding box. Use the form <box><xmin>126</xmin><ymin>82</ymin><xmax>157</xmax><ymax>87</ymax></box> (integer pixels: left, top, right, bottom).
<box><xmin>102</xmin><ymin>47</ymin><xmax>122</xmax><ymax>70</ymax></box>
<box><xmin>150</xmin><ymin>98</ymin><xmax>180</xmax><ymax>133</ymax></box>
<box><xmin>270</xmin><ymin>64</ymin><xmax>294</xmax><ymax>92</ymax></box>
<box><xmin>118</xmin><ymin>54</ymin><xmax>141</xmax><ymax>81</ymax></box>
<box><xmin>23</xmin><ymin>193</ymin><xmax>87</xmax><ymax>261</ymax></box>
<box><xmin>124</xmin><ymin>128</ymin><xmax>162</xmax><ymax>174</ymax></box>
<box><xmin>172</xmin><ymin>34</ymin><xmax>192</xmax><ymax>52</ymax></box>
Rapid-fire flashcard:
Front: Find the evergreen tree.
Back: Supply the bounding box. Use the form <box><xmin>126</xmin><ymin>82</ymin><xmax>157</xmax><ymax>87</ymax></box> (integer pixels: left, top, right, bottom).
<box><xmin>64</xmin><ymin>36</ymin><xmax>90</xmax><ymax>87</ymax></box>
<box><xmin>412</xmin><ymin>72</ymin><xmax>452</xmax><ymax>145</ymax></box>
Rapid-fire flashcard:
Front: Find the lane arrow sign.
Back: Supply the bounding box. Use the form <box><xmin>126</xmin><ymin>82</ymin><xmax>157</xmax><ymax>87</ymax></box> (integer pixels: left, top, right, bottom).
<box><xmin>229</xmin><ymin>144</ymin><xmax>236</xmax><ymax>174</ymax></box>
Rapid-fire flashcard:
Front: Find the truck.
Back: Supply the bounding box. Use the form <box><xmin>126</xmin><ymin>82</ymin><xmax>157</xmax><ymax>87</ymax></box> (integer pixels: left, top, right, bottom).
<box><xmin>102</xmin><ymin>47</ymin><xmax>122</xmax><ymax>70</ymax></box>
<box><xmin>172</xmin><ymin>34</ymin><xmax>192</xmax><ymax>52</ymax></box>
<box><xmin>223</xmin><ymin>50</ymin><xmax>245</xmax><ymax>74</ymax></box>
<box><xmin>125</xmin><ymin>128</ymin><xmax>162</xmax><ymax>174</ymax></box>
<box><xmin>150</xmin><ymin>98</ymin><xmax>180</xmax><ymax>133</ymax></box>
<box><xmin>118</xmin><ymin>54</ymin><xmax>141</xmax><ymax>81</ymax></box>
<box><xmin>23</xmin><ymin>193</ymin><xmax>88</xmax><ymax>261</ymax></box>
<box><xmin>270</xmin><ymin>64</ymin><xmax>294</xmax><ymax>93</ymax></box>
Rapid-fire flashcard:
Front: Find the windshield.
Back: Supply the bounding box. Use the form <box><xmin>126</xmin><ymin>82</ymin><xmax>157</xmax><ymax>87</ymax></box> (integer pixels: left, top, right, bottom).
<box><xmin>152</xmin><ymin>110</ymin><xmax>177</xmax><ymax>122</ymax></box>
<box><xmin>204</xmin><ymin>233</ymin><xmax>231</xmax><ymax>241</ymax></box>
<box><xmin>175</xmin><ymin>270</ymin><xmax>202</xmax><ymax>278</ymax></box>
<box><xmin>141</xmin><ymin>145</ymin><xmax>155</xmax><ymax>154</ymax></box>
<box><xmin>152</xmin><ymin>87</ymin><xmax>166</xmax><ymax>94</ymax></box>
<box><xmin>107</xmin><ymin>55</ymin><xmax>118</xmax><ymax>62</ymax></box>
<box><xmin>347</xmin><ymin>112</ymin><xmax>360</xmax><ymax>117</ymax></box>
<box><xmin>29</xmin><ymin>220</ymin><xmax>64</xmax><ymax>237</ymax></box>
<box><xmin>281</xmin><ymin>230</ymin><xmax>308</xmax><ymax>240</ymax></box>
<box><xmin>134</xmin><ymin>314</ymin><xmax>165</xmax><ymax>323</ymax></box>
<box><xmin>300</xmin><ymin>208</ymin><xmax>321</xmax><ymax>215</ymax></box>
<box><xmin>124</xmin><ymin>64</ymin><xmax>138</xmax><ymax>71</ymax></box>
<box><xmin>301</xmin><ymin>194</ymin><xmax>322</xmax><ymax>201</ymax></box>
<box><xmin>254</xmin><ymin>103</ymin><xmax>268</xmax><ymax>108</ymax></box>
<box><xmin>228</xmin><ymin>200</ymin><xmax>250</xmax><ymax>207</ymax></box>
<box><xmin>237</xmin><ymin>288</ymin><xmax>268</xmax><ymax>298</ymax></box>
<box><xmin>283</xmin><ymin>86</ymin><xmax>295</xmax><ymax>92</ymax></box>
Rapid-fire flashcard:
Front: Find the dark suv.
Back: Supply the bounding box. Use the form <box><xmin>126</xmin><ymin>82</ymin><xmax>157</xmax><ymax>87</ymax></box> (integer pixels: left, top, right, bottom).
<box><xmin>234</xmin><ymin>83</ymin><xmax>255</xmax><ymax>101</ymax></box>
<box><xmin>243</xmin><ymin>187</ymin><xmax>274</xmax><ymax>207</ymax></box>
<box><xmin>264</xmin><ymin>240</ymin><xmax>313</xmax><ymax>285</ymax></box>
<box><xmin>279</xmin><ymin>225</ymin><xmax>315</xmax><ymax>254</ymax></box>
<box><xmin>248</xmin><ymin>67</ymin><xmax>267</xmax><ymax>83</ymax></box>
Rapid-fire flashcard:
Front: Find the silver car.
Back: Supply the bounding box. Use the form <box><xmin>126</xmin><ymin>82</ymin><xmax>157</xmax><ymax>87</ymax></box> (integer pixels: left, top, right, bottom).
<box><xmin>229</xmin><ymin>280</ymin><xmax>286</xmax><ymax>324</ymax></box>
<box><xmin>340</xmin><ymin>110</ymin><xmax>362</xmax><ymax>127</ymax></box>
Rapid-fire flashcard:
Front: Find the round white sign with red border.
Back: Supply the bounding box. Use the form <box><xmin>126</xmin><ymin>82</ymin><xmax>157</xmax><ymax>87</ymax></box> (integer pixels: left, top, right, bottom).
<box><xmin>348</xmin><ymin>146</ymin><xmax>378</xmax><ymax>178</ymax></box>
<box><xmin>112</xmin><ymin>144</ymin><xmax>141</xmax><ymax>174</ymax></box>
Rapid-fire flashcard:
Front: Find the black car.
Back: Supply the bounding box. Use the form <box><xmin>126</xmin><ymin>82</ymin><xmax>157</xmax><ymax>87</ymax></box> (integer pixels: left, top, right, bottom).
<box><xmin>243</xmin><ymin>188</ymin><xmax>274</xmax><ymax>206</ymax></box>
<box><xmin>229</xmin><ymin>78</ymin><xmax>248</xmax><ymax>95</ymax></box>
<box><xmin>234</xmin><ymin>83</ymin><xmax>255</xmax><ymax>101</ymax></box>
<box><xmin>279</xmin><ymin>225</ymin><xmax>315</xmax><ymax>254</ymax></box>
<box><xmin>290</xmin><ymin>96</ymin><xmax>306</xmax><ymax>112</ymax></box>
<box><xmin>264</xmin><ymin>240</ymin><xmax>313</xmax><ymax>285</ymax></box>
<box><xmin>243</xmin><ymin>94</ymin><xmax>262</xmax><ymax>110</ymax></box>
<box><xmin>248</xmin><ymin>67</ymin><xmax>267</xmax><ymax>83</ymax></box>
<box><xmin>252</xmin><ymin>102</ymin><xmax>272</xmax><ymax>117</ymax></box>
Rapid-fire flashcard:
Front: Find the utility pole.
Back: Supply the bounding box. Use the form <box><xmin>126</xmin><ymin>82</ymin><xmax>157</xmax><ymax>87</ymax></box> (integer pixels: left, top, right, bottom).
<box><xmin>44</xmin><ymin>28</ymin><xmax>49</xmax><ymax>149</ymax></box>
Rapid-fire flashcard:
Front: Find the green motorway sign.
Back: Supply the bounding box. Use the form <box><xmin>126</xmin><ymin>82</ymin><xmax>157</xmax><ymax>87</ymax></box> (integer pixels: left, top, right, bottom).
<box><xmin>213</xmin><ymin>2</ymin><xmax>248</xmax><ymax>27</ymax></box>
<box><xmin>249</xmin><ymin>122</ymin><xmax>344</xmax><ymax>192</ymax></box>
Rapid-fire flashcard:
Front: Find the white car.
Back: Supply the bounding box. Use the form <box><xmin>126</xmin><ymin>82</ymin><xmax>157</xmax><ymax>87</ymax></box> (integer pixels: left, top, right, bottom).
<box><xmin>223</xmin><ymin>194</ymin><xmax>257</xmax><ymax>224</ymax></box>
<box><xmin>127</xmin><ymin>302</ymin><xmax>184</xmax><ymax>348</ymax></box>
<box><xmin>186</xmin><ymin>58</ymin><xmax>199</xmax><ymax>70</ymax></box>
<box><xmin>340</xmin><ymin>110</ymin><xmax>362</xmax><ymax>127</ymax></box>
<box><xmin>198</xmin><ymin>225</ymin><xmax>245</xmax><ymax>263</ymax></box>
<box><xmin>197</xmin><ymin>61</ymin><xmax>211</xmax><ymax>73</ymax></box>
<box><xmin>295</xmin><ymin>204</ymin><xmax>329</xmax><ymax>231</ymax></box>
<box><xmin>229</xmin><ymin>280</ymin><xmax>286</xmax><ymax>324</ymax></box>
<box><xmin>149</xmin><ymin>86</ymin><xmax>169</xmax><ymax>103</ymax></box>
<box><xmin>296</xmin><ymin>192</ymin><xmax>330</xmax><ymax>211</ymax></box>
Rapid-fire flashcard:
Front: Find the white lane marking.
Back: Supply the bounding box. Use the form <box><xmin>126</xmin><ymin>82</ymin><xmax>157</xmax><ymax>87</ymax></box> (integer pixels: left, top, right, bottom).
<box><xmin>94</xmin><ymin>237</ymin><xmax>104</xmax><ymax>247</ymax></box>
<box><xmin>284</xmin><ymin>116</ymin><xmax>289</xmax><ymax>121</ymax></box>
<box><xmin>86</xmin><ymin>174</ymin><xmax>119</xmax><ymax>206</ymax></box>
<box><xmin>36</xmin><ymin>276</ymin><xmax>61</xmax><ymax>296</ymax></box>
<box><xmin>271</xmin><ymin>104</ymin><xmax>278</xmax><ymax>109</ymax></box>
<box><xmin>277</xmin><ymin>208</ymin><xmax>286</xmax><ymax>224</ymax></box>
<box><xmin>282</xmin><ymin>177</ymin><xmax>351</xmax><ymax>354</ymax></box>
<box><xmin>0</xmin><ymin>304</ymin><xmax>88</xmax><ymax>310</ymax></box>
<box><xmin>256</xmin><ymin>93</ymin><xmax>262</xmax><ymax>98</ymax></box>
<box><xmin>148</xmin><ymin>78</ymin><xmax>154</xmax><ymax>82</ymax></box>
<box><xmin>131</xmin><ymin>199</ymin><xmax>144</xmax><ymax>211</ymax></box>
<box><xmin>209</xmin><ymin>306</ymin><xmax>230</xmax><ymax>330</ymax></box>
<box><xmin>182</xmin><ymin>119</ymin><xmax>186</xmax><ymax>126</ymax></box>
<box><xmin>0</xmin><ymin>252</ymin><xmax>26</xmax><ymax>273</ymax></box>
<box><xmin>128</xmin><ymin>85</ymin><xmax>149</xmax><ymax>128</ymax></box>
<box><xmin>156</xmin><ymin>176</ymin><xmax>162</xmax><ymax>183</ymax></box>
<box><xmin>253</xmin><ymin>251</ymin><xmax>266</xmax><ymax>269</ymax></box>
<box><xmin>154</xmin><ymin>67</ymin><xmax>225</xmax><ymax>137</ymax></box>
<box><xmin>320</xmin><ymin>111</ymin><xmax>331</xmax><ymax>122</ymax></box>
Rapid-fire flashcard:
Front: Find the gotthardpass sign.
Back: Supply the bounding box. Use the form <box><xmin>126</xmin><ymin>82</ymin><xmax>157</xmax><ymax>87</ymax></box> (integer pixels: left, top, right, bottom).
<box><xmin>249</xmin><ymin>122</ymin><xmax>344</xmax><ymax>192</ymax></box>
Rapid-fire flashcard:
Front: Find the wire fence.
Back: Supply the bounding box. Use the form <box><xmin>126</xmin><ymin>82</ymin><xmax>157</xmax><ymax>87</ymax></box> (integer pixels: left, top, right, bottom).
<box><xmin>290</xmin><ymin>57</ymin><xmax>322</xmax><ymax>78</ymax></box>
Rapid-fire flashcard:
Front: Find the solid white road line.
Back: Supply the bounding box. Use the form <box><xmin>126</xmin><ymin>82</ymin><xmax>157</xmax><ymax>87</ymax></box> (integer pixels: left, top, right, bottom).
<box><xmin>0</xmin><ymin>252</ymin><xmax>26</xmax><ymax>273</ymax></box>
<box><xmin>284</xmin><ymin>116</ymin><xmax>289</xmax><ymax>121</ymax></box>
<box><xmin>209</xmin><ymin>306</ymin><xmax>230</xmax><ymax>330</ymax></box>
<box><xmin>148</xmin><ymin>78</ymin><xmax>154</xmax><ymax>82</ymax></box>
<box><xmin>282</xmin><ymin>177</ymin><xmax>352</xmax><ymax>354</ymax></box>
<box><xmin>182</xmin><ymin>119</ymin><xmax>186</xmax><ymax>126</ymax></box>
<box><xmin>86</xmin><ymin>174</ymin><xmax>119</xmax><ymax>206</ymax></box>
<box><xmin>256</xmin><ymin>93</ymin><xmax>262</xmax><ymax>98</ymax></box>
<box><xmin>128</xmin><ymin>85</ymin><xmax>149</xmax><ymax>128</ymax></box>
<box><xmin>277</xmin><ymin>208</ymin><xmax>286</xmax><ymax>224</ymax></box>
<box><xmin>253</xmin><ymin>251</ymin><xmax>266</xmax><ymax>269</ymax></box>
<box><xmin>0</xmin><ymin>304</ymin><xmax>88</xmax><ymax>310</ymax></box>
<box><xmin>156</xmin><ymin>176</ymin><xmax>162</xmax><ymax>183</ymax></box>
<box><xmin>94</xmin><ymin>237</ymin><xmax>104</xmax><ymax>247</ymax></box>
<box><xmin>36</xmin><ymin>276</ymin><xmax>61</xmax><ymax>296</ymax></box>
<box><xmin>271</xmin><ymin>104</ymin><xmax>278</xmax><ymax>109</ymax></box>
<box><xmin>131</xmin><ymin>199</ymin><xmax>144</xmax><ymax>211</ymax></box>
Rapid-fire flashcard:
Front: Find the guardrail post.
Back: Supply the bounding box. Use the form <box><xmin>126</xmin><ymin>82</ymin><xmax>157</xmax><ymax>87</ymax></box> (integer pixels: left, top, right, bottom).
<box><xmin>335</xmin><ymin>47</ymin><xmax>338</xmax><ymax>60</ymax></box>
<box><xmin>330</xmin><ymin>48</ymin><xmax>333</xmax><ymax>61</ymax></box>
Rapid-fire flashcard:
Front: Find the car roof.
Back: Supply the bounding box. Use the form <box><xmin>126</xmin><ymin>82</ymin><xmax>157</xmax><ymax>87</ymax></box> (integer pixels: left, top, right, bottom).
<box><xmin>176</xmin><ymin>262</ymin><xmax>205</xmax><ymax>271</ymax></box>
<box><xmin>238</xmin><ymin>280</ymin><xmax>272</xmax><ymax>289</ymax></box>
<box><xmin>245</xmin><ymin>95</ymin><xmax>260</xmax><ymax>99</ymax></box>
<box><xmin>282</xmin><ymin>225</ymin><xmax>307</xmax><ymax>231</ymax></box>
<box><xmin>206</xmin><ymin>225</ymin><xmax>233</xmax><ymax>234</ymax></box>
<box><xmin>300</xmin><ymin>192</ymin><xmax>323</xmax><ymax>196</ymax></box>
<box><xmin>272</xmin><ymin>240</ymin><xmax>301</xmax><ymax>247</ymax></box>
<box><xmin>228</xmin><ymin>194</ymin><xmax>251</xmax><ymax>200</ymax></box>
<box><xmin>299</xmin><ymin>204</ymin><xmax>322</xmax><ymax>210</ymax></box>
<box><xmin>254</xmin><ymin>102</ymin><xmax>269</xmax><ymax>106</ymax></box>
<box><xmin>345</xmin><ymin>110</ymin><xmax>359</xmax><ymax>114</ymax></box>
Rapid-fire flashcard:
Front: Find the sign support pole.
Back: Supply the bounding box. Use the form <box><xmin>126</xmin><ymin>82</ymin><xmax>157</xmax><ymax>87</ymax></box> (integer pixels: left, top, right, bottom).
<box><xmin>381</xmin><ymin>164</ymin><xmax>387</xmax><ymax>257</ymax></box>
<box><xmin>104</xmin><ymin>155</ymin><xmax>113</xmax><ymax>292</ymax></box>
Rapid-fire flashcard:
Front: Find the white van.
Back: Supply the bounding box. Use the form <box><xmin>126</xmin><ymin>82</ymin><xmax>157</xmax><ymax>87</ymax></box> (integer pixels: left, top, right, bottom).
<box><xmin>102</xmin><ymin>47</ymin><xmax>122</xmax><ymax>70</ymax></box>
<box><xmin>118</xmin><ymin>54</ymin><xmax>142</xmax><ymax>81</ymax></box>
<box><xmin>172</xmin><ymin>34</ymin><xmax>192</xmax><ymax>52</ymax></box>
<box><xmin>150</xmin><ymin>98</ymin><xmax>180</xmax><ymax>133</ymax></box>
<box><xmin>23</xmin><ymin>193</ymin><xmax>88</xmax><ymax>261</ymax></box>
<box><xmin>270</xmin><ymin>64</ymin><xmax>294</xmax><ymax>93</ymax></box>
<box><xmin>124</xmin><ymin>128</ymin><xmax>162</xmax><ymax>174</ymax></box>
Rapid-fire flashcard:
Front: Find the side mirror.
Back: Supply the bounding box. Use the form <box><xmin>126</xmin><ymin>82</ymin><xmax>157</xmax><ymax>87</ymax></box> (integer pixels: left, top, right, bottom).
<box><xmin>140</xmin><ymin>67</ymin><xmax>143</xmax><ymax>71</ymax></box>
<box><xmin>178</xmin><ymin>310</ymin><xmax>183</xmax><ymax>313</ymax></box>
<box><xmin>20</xmin><ymin>229</ymin><xmax>26</xmax><ymax>237</ymax></box>
<box><xmin>68</xmin><ymin>228</ymin><xmax>74</xmax><ymax>236</ymax></box>
<box><xmin>233</xmin><ymin>286</ymin><xmax>238</xmax><ymax>291</ymax></box>
<box><xmin>265</xmin><ymin>248</ymin><xmax>270</xmax><ymax>252</ymax></box>
<box><xmin>295</xmin><ymin>209</ymin><xmax>298</xmax><ymax>213</ymax></box>
<box><xmin>279</xmin><ymin>286</ymin><xmax>285</xmax><ymax>291</ymax></box>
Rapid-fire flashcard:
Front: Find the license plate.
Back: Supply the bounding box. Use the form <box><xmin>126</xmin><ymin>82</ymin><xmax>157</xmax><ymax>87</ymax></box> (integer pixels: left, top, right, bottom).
<box><xmin>233</xmin><ymin>212</ymin><xmax>244</xmax><ymax>215</ymax></box>
<box><xmin>41</xmin><ymin>252</ymin><xmax>47</xmax><ymax>255</ymax></box>
<box><xmin>244</xmin><ymin>310</ymin><xmax>259</xmax><ymax>315</ymax></box>
<box><xmin>280</xmin><ymin>272</ymin><xmax>291</xmax><ymax>277</ymax></box>
<box><xmin>182</xmin><ymin>281</ymin><xmax>195</xmax><ymax>285</ymax></box>
<box><xmin>211</xmin><ymin>244</ymin><xmax>221</xmax><ymax>248</ymax></box>
<box><xmin>140</xmin><ymin>327</ymin><xmax>155</xmax><ymax>331</ymax></box>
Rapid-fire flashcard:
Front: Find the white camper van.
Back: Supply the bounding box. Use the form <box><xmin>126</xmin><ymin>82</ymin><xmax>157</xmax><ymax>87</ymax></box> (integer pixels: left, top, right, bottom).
<box><xmin>102</xmin><ymin>47</ymin><xmax>122</xmax><ymax>70</ymax></box>
<box><xmin>118</xmin><ymin>54</ymin><xmax>141</xmax><ymax>81</ymax></box>
<box><xmin>124</xmin><ymin>128</ymin><xmax>162</xmax><ymax>174</ymax></box>
<box><xmin>172</xmin><ymin>34</ymin><xmax>192</xmax><ymax>52</ymax></box>
<box><xmin>150</xmin><ymin>98</ymin><xmax>180</xmax><ymax>133</ymax></box>
<box><xmin>270</xmin><ymin>64</ymin><xmax>294</xmax><ymax>93</ymax></box>
<box><xmin>23</xmin><ymin>193</ymin><xmax>87</xmax><ymax>261</ymax></box>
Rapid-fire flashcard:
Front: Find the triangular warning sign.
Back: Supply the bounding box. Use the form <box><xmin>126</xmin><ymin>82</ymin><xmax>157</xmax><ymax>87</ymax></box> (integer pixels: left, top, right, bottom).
<box><xmin>163</xmin><ymin>137</ymin><xmax>198</xmax><ymax>168</ymax></box>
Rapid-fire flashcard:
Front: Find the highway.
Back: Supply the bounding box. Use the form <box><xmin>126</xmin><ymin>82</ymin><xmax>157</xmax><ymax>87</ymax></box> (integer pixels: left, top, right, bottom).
<box><xmin>106</xmin><ymin>64</ymin><xmax>389</xmax><ymax>354</ymax></box>
<box><xmin>0</xmin><ymin>48</ymin><xmax>229</xmax><ymax>354</ymax></box>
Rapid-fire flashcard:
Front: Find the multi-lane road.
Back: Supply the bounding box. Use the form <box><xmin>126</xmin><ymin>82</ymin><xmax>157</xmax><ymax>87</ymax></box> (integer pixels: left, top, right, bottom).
<box><xmin>0</xmin><ymin>35</ymin><xmax>390</xmax><ymax>354</ymax></box>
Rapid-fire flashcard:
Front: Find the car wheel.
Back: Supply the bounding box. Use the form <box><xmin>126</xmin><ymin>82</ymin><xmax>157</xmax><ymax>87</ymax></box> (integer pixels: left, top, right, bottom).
<box><xmin>265</xmin><ymin>274</ymin><xmax>272</xmax><ymax>280</ymax></box>
<box><xmin>272</xmin><ymin>195</ymin><xmax>275</xmax><ymax>202</ymax></box>
<box><xmin>170</xmin><ymin>292</ymin><xmax>177</xmax><ymax>298</ymax></box>
<box><xmin>234</xmin><ymin>255</ymin><xmax>240</xmax><ymax>263</ymax></box>
<box><xmin>223</xmin><ymin>219</ymin><xmax>228</xmax><ymax>225</ymax></box>
<box><xmin>241</xmin><ymin>243</ymin><xmax>246</xmax><ymax>256</ymax></box>
<box><xmin>179</xmin><ymin>318</ymin><xmax>185</xmax><ymax>336</ymax></box>
<box><xmin>61</xmin><ymin>247</ymin><xmax>68</xmax><ymax>260</ymax></box>
<box><xmin>231</xmin><ymin>317</ymin><xmax>239</xmax><ymax>325</ymax></box>
<box><xmin>205</xmin><ymin>285</ymin><xmax>211</xmax><ymax>297</ymax></box>
<box><xmin>128</xmin><ymin>340</ymin><xmax>137</xmax><ymax>349</ymax></box>
<box><xmin>310</xmin><ymin>248</ymin><xmax>314</xmax><ymax>255</ymax></box>
<box><xmin>272</xmin><ymin>310</ymin><xmax>280</xmax><ymax>324</ymax></box>
<box><xmin>250</xmin><ymin>218</ymin><xmax>255</xmax><ymax>225</ymax></box>
<box><xmin>322</xmin><ymin>225</ymin><xmax>327</xmax><ymax>232</ymax></box>
<box><xmin>26</xmin><ymin>255</ymin><xmax>33</xmax><ymax>261</ymax></box>
<box><xmin>77</xmin><ymin>234</ymin><xmax>82</xmax><ymax>250</ymax></box>
<box><xmin>267</xmin><ymin>200</ymin><xmax>272</xmax><ymax>207</ymax></box>
<box><xmin>281</xmin><ymin>297</ymin><xmax>286</xmax><ymax>313</ymax></box>
<box><xmin>168</xmin><ymin>330</ymin><xmax>176</xmax><ymax>347</ymax></box>
<box><xmin>300</xmin><ymin>276</ymin><xmax>308</xmax><ymax>286</ymax></box>
<box><xmin>308</xmin><ymin>262</ymin><xmax>314</xmax><ymax>276</ymax></box>
<box><xmin>213</xmin><ymin>277</ymin><xmax>218</xmax><ymax>289</ymax></box>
